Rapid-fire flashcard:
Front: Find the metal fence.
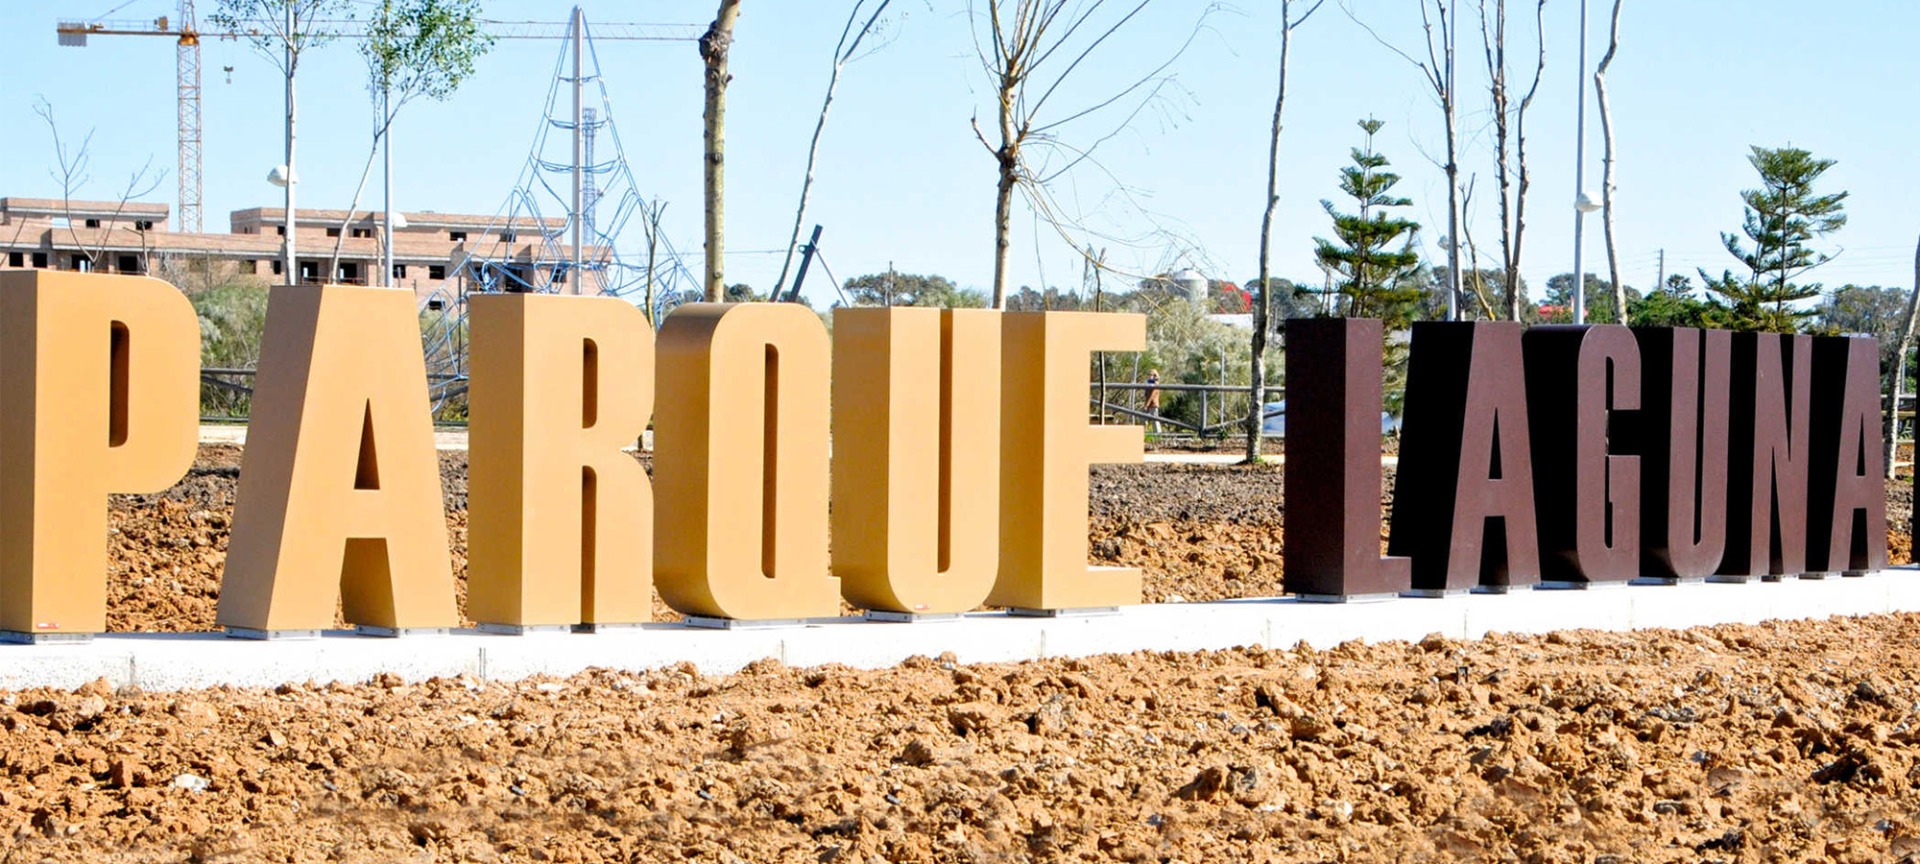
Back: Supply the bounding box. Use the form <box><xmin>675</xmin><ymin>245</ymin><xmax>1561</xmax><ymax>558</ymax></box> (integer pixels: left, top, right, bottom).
<box><xmin>200</xmin><ymin>367</ymin><xmax>471</xmax><ymax>426</ymax></box>
<box><xmin>1090</xmin><ymin>381</ymin><xmax>1283</xmax><ymax>437</ymax></box>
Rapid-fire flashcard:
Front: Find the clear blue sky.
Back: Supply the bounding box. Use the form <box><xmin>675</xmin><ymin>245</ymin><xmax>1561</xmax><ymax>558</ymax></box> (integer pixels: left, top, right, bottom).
<box><xmin>2</xmin><ymin>1</ymin><xmax>1916</xmax><ymax>309</ymax></box>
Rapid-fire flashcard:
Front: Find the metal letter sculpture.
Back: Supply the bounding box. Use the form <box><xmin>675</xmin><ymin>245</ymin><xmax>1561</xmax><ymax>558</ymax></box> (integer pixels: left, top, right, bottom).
<box><xmin>831</xmin><ymin>308</ymin><xmax>1002</xmax><ymax>615</ymax></box>
<box><xmin>1282</xmin><ymin>317</ymin><xmax>1410</xmax><ymax>599</ymax></box>
<box><xmin>467</xmin><ymin>294</ymin><xmax>655</xmax><ymax>630</ymax></box>
<box><xmin>1524</xmin><ymin>325</ymin><xmax>1641</xmax><ymax>585</ymax></box>
<box><xmin>0</xmin><ymin>272</ymin><xmax>199</xmax><ymax>639</ymax></box>
<box><xmin>1805</xmin><ymin>335</ymin><xmax>1886</xmax><ymax>575</ymax></box>
<box><xmin>1633</xmin><ymin>327</ymin><xmax>1732</xmax><ymax>581</ymax></box>
<box><xmin>1719</xmin><ymin>332</ymin><xmax>1810</xmax><ymax>580</ymax></box>
<box><xmin>217</xmin><ymin>285</ymin><xmax>460</xmax><ymax>635</ymax></box>
<box><xmin>1389</xmin><ymin>321</ymin><xmax>1541</xmax><ymax>593</ymax></box>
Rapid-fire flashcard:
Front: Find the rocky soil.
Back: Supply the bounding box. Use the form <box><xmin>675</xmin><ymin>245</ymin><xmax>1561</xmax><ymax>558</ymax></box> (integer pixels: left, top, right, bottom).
<box><xmin>104</xmin><ymin>448</ymin><xmax>1912</xmax><ymax>632</ymax></box>
<box><xmin>8</xmin><ymin>615</ymin><xmax>1920</xmax><ymax>861</ymax></box>
<box><xmin>22</xmin><ymin>446</ymin><xmax>1920</xmax><ymax>862</ymax></box>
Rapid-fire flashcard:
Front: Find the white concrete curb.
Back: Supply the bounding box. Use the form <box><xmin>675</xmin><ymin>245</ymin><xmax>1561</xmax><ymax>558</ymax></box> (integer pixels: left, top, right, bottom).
<box><xmin>6</xmin><ymin>568</ymin><xmax>1916</xmax><ymax>691</ymax></box>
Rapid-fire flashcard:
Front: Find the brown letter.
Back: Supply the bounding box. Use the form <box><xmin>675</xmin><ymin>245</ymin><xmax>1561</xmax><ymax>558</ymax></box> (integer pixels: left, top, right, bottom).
<box><xmin>0</xmin><ymin>271</ymin><xmax>199</xmax><ymax>639</ymax></box>
<box><xmin>832</xmin><ymin>308</ymin><xmax>1001</xmax><ymax>615</ymax></box>
<box><xmin>217</xmin><ymin>285</ymin><xmax>459</xmax><ymax>635</ymax></box>
<box><xmin>990</xmin><ymin>311</ymin><xmax>1146</xmax><ymax>611</ymax></box>
<box><xmin>468</xmin><ymin>294</ymin><xmax>654</xmax><ymax>630</ymax></box>
<box><xmin>1719</xmin><ymin>332</ymin><xmax>1810</xmax><ymax>580</ymax></box>
<box><xmin>1634</xmin><ymin>328</ymin><xmax>1732</xmax><ymax>580</ymax></box>
<box><xmin>655</xmin><ymin>303</ymin><xmax>837</xmax><ymax>621</ymax></box>
<box><xmin>1806</xmin><ymin>335</ymin><xmax>1886</xmax><ymax>574</ymax></box>
<box><xmin>1283</xmin><ymin>317</ymin><xmax>1410</xmax><ymax>598</ymax></box>
<box><xmin>1388</xmin><ymin>321</ymin><xmax>1541</xmax><ymax>592</ymax></box>
<box><xmin>1523</xmin><ymin>325</ymin><xmax>1641</xmax><ymax>583</ymax></box>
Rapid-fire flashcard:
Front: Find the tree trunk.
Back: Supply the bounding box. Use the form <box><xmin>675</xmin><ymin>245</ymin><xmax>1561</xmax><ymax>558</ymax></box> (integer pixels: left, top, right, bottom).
<box><xmin>701</xmin><ymin>0</ymin><xmax>743</xmax><ymax>303</ymax></box>
<box><xmin>773</xmin><ymin>0</ymin><xmax>892</xmax><ymax>300</ymax></box>
<box><xmin>1509</xmin><ymin>0</ymin><xmax>1546</xmax><ymax>321</ymax></box>
<box><xmin>1246</xmin><ymin>1</ymin><xmax>1297</xmax><ymax>464</ymax></box>
<box><xmin>327</xmin><ymin>137</ymin><xmax>384</xmax><ymax>284</ymax></box>
<box><xmin>1596</xmin><ymin>0</ymin><xmax>1624</xmax><ymax>322</ymax></box>
<box><xmin>1890</xmin><ymin>233</ymin><xmax>1920</xmax><ymax>479</ymax></box>
<box><xmin>1484</xmin><ymin>0</ymin><xmax>1514</xmax><ymax>320</ymax></box>
<box><xmin>991</xmin><ymin>78</ymin><xmax>1018</xmax><ymax>310</ymax></box>
<box><xmin>1442</xmin><ymin>5</ymin><xmax>1462</xmax><ymax>321</ymax></box>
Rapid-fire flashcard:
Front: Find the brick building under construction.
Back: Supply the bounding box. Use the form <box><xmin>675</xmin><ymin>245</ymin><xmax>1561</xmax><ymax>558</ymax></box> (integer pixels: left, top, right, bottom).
<box><xmin>0</xmin><ymin>197</ymin><xmax>576</xmax><ymax>303</ymax></box>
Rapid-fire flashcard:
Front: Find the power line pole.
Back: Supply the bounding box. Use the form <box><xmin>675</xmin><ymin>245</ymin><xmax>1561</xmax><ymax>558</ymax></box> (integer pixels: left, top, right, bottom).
<box><xmin>1655</xmin><ymin>248</ymin><xmax>1665</xmax><ymax>293</ymax></box>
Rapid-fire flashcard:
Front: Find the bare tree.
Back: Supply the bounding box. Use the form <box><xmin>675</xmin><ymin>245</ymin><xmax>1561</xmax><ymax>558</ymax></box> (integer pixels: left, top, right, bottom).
<box><xmin>1479</xmin><ymin>0</ymin><xmax>1547</xmax><ymax>321</ymax></box>
<box><xmin>1890</xmin><ymin>233</ymin><xmax>1920</xmax><ymax>479</ymax></box>
<box><xmin>33</xmin><ymin>98</ymin><xmax>166</xmax><ymax>271</ymax></box>
<box><xmin>770</xmin><ymin>0</ymin><xmax>898</xmax><ymax>301</ymax></box>
<box><xmin>641</xmin><ymin>198</ymin><xmax>669</xmax><ymax>327</ymax></box>
<box><xmin>1347</xmin><ymin>0</ymin><xmax>1464</xmax><ymax>321</ymax></box>
<box><xmin>1594</xmin><ymin>0</ymin><xmax>1624</xmax><ymax>321</ymax></box>
<box><xmin>700</xmin><ymin>0</ymin><xmax>744</xmax><ymax>302</ymax></box>
<box><xmin>215</xmin><ymin>0</ymin><xmax>354</xmax><ymax>285</ymax></box>
<box><xmin>324</xmin><ymin>0</ymin><xmax>491</xmax><ymax>285</ymax></box>
<box><xmin>1459</xmin><ymin>179</ymin><xmax>1498</xmax><ymax>319</ymax></box>
<box><xmin>971</xmin><ymin>0</ymin><xmax>1203</xmax><ymax>309</ymax></box>
<box><xmin>1243</xmin><ymin>0</ymin><xmax>1326</xmax><ymax>464</ymax></box>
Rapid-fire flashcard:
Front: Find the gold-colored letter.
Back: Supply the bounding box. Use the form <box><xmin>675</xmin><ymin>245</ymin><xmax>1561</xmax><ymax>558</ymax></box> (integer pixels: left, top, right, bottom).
<box><xmin>216</xmin><ymin>285</ymin><xmax>458</xmax><ymax>634</ymax></box>
<box><xmin>832</xmin><ymin>308</ymin><xmax>1001</xmax><ymax>614</ymax></box>
<box><xmin>990</xmin><ymin>311</ymin><xmax>1146</xmax><ymax>610</ymax></box>
<box><xmin>0</xmin><ymin>272</ymin><xmax>198</xmax><ymax>637</ymax></box>
<box><xmin>655</xmin><ymin>303</ymin><xmax>837</xmax><ymax>620</ymax></box>
<box><xmin>467</xmin><ymin>293</ymin><xmax>653</xmax><ymax>628</ymax></box>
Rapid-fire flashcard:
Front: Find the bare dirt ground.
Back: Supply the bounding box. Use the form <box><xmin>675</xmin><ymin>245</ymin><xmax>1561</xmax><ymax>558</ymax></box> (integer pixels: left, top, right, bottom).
<box><xmin>29</xmin><ymin>446</ymin><xmax>1920</xmax><ymax>862</ymax></box>
<box><xmin>9</xmin><ymin>615</ymin><xmax>1920</xmax><ymax>861</ymax></box>
<box><xmin>103</xmin><ymin>447</ymin><xmax>1912</xmax><ymax>633</ymax></box>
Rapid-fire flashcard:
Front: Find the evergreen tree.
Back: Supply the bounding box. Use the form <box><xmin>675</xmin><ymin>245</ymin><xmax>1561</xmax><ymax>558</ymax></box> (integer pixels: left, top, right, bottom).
<box><xmin>1314</xmin><ymin>118</ymin><xmax>1424</xmax><ymax>326</ymax></box>
<box><xmin>1706</xmin><ymin>145</ymin><xmax>1848</xmax><ymax>332</ymax></box>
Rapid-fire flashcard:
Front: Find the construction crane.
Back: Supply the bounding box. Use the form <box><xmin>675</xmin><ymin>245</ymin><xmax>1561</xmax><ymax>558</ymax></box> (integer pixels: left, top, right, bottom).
<box><xmin>55</xmin><ymin>4</ymin><xmax>701</xmax><ymax>234</ymax></box>
<box><xmin>58</xmin><ymin>3</ymin><xmax>204</xmax><ymax>231</ymax></box>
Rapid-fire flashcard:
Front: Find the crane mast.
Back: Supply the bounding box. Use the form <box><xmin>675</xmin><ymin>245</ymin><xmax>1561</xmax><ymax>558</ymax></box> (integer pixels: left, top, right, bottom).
<box><xmin>177</xmin><ymin>0</ymin><xmax>202</xmax><ymax>232</ymax></box>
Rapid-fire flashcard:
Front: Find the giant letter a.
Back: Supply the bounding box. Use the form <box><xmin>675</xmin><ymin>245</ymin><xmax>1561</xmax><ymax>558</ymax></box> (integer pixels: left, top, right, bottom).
<box><xmin>217</xmin><ymin>285</ymin><xmax>458</xmax><ymax>636</ymax></box>
<box><xmin>1388</xmin><ymin>321</ymin><xmax>1541</xmax><ymax>593</ymax></box>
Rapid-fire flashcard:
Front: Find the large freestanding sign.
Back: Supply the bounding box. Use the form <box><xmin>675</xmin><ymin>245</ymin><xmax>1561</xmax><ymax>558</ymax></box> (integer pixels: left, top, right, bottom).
<box><xmin>0</xmin><ymin>271</ymin><xmax>1896</xmax><ymax>641</ymax></box>
<box><xmin>1284</xmin><ymin>318</ymin><xmax>1888</xmax><ymax>599</ymax></box>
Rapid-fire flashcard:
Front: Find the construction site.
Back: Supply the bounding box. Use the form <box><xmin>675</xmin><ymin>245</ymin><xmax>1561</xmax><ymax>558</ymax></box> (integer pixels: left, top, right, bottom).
<box><xmin>9</xmin><ymin>2</ymin><xmax>703</xmax><ymax>340</ymax></box>
<box><xmin>6</xmin><ymin>2</ymin><xmax>1920</xmax><ymax>863</ymax></box>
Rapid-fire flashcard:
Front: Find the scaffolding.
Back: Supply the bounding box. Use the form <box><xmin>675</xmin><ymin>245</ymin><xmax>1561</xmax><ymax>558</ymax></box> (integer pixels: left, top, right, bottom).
<box><xmin>421</xmin><ymin>8</ymin><xmax>697</xmax><ymax>414</ymax></box>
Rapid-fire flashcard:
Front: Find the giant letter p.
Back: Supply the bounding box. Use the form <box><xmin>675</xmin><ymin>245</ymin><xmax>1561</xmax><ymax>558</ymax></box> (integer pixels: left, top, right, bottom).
<box><xmin>0</xmin><ymin>271</ymin><xmax>199</xmax><ymax>639</ymax></box>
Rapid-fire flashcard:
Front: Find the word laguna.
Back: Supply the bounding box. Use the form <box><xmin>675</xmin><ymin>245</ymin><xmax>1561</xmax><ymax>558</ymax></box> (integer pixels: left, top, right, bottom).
<box><xmin>0</xmin><ymin>272</ymin><xmax>1893</xmax><ymax>641</ymax></box>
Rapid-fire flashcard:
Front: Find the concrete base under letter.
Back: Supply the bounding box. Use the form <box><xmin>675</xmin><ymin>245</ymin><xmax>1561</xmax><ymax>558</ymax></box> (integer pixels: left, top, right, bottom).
<box><xmin>0</xmin><ymin>567</ymin><xmax>1908</xmax><ymax>690</ymax></box>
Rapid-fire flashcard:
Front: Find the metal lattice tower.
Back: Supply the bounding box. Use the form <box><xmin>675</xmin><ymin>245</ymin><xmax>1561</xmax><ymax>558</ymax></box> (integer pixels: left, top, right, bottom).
<box><xmin>417</xmin><ymin>7</ymin><xmax>698</xmax><ymax>412</ymax></box>
<box><xmin>176</xmin><ymin>0</ymin><xmax>202</xmax><ymax>232</ymax></box>
<box><xmin>453</xmin><ymin>7</ymin><xmax>696</xmax><ymax>310</ymax></box>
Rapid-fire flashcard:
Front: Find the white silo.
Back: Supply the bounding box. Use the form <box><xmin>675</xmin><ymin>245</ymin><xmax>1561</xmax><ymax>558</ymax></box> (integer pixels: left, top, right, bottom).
<box><xmin>1171</xmin><ymin>268</ymin><xmax>1208</xmax><ymax>307</ymax></box>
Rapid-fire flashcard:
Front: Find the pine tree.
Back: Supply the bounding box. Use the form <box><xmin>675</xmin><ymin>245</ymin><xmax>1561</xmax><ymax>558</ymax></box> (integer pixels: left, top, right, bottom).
<box><xmin>1705</xmin><ymin>145</ymin><xmax>1848</xmax><ymax>332</ymax></box>
<box><xmin>1314</xmin><ymin>118</ymin><xmax>1424</xmax><ymax>326</ymax></box>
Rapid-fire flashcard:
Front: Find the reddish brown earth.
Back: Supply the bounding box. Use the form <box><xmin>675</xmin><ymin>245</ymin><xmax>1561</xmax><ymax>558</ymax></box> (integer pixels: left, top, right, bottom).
<box><xmin>29</xmin><ymin>446</ymin><xmax>1920</xmax><ymax>862</ymax></box>
<box><xmin>9</xmin><ymin>616</ymin><xmax>1920</xmax><ymax>861</ymax></box>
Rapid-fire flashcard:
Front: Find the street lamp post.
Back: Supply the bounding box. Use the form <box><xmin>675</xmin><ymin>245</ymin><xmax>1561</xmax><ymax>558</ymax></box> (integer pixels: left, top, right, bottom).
<box><xmin>1571</xmin><ymin>0</ymin><xmax>1593</xmax><ymax>324</ymax></box>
